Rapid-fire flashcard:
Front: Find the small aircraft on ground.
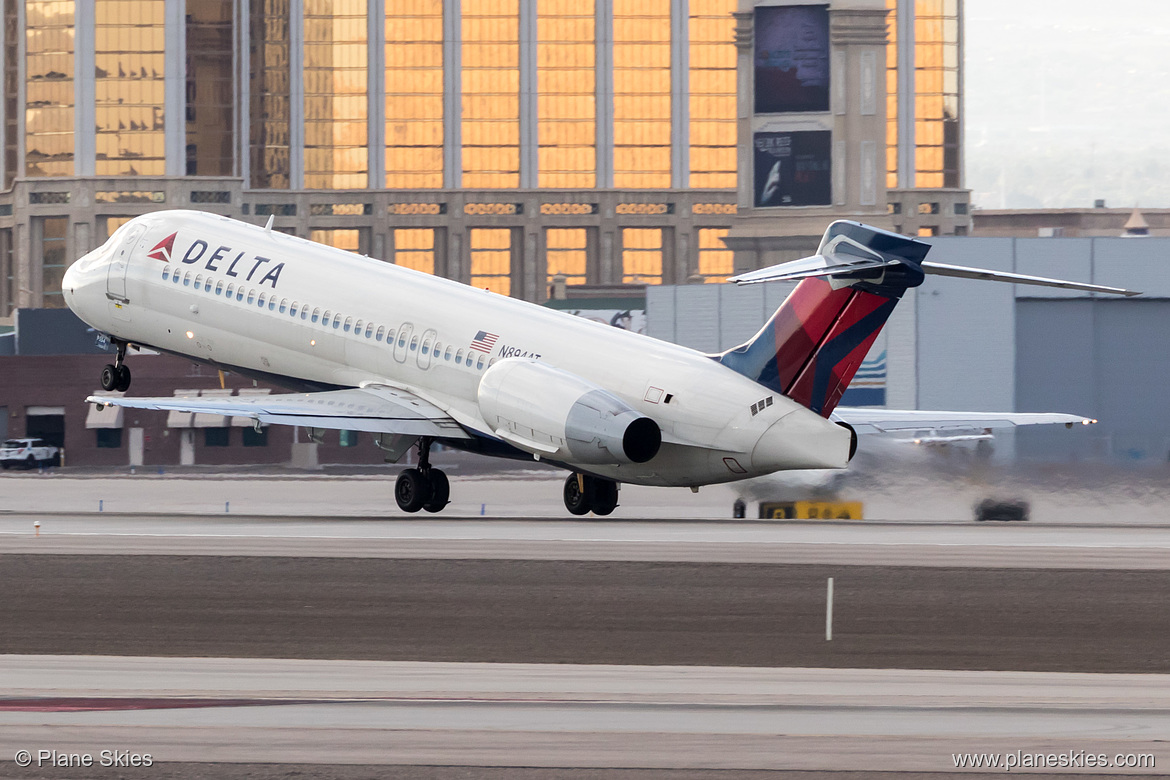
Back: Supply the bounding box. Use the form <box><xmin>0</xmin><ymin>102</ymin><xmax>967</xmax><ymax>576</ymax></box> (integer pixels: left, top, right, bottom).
<box><xmin>62</xmin><ymin>212</ymin><xmax>1135</xmax><ymax>515</ymax></box>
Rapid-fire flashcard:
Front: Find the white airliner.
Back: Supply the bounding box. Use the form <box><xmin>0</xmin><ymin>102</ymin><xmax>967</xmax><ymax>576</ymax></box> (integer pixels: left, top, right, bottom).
<box><xmin>62</xmin><ymin>211</ymin><xmax>1135</xmax><ymax>515</ymax></box>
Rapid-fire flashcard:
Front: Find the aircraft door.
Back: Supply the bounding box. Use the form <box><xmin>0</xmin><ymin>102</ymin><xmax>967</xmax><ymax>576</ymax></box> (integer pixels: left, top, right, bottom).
<box><xmin>393</xmin><ymin>322</ymin><xmax>413</xmax><ymax>363</ymax></box>
<box><xmin>106</xmin><ymin>223</ymin><xmax>144</xmax><ymax>303</ymax></box>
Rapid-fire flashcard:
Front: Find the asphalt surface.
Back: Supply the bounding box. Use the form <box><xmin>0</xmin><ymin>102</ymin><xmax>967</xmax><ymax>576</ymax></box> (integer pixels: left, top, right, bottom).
<box><xmin>4</xmin><ymin>555</ymin><xmax>1169</xmax><ymax>672</ymax></box>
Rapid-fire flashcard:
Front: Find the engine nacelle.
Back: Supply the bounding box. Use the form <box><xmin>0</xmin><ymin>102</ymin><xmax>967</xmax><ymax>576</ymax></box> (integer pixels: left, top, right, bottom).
<box><xmin>477</xmin><ymin>358</ymin><xmax>661</xmax><ymax>465</ymax></box>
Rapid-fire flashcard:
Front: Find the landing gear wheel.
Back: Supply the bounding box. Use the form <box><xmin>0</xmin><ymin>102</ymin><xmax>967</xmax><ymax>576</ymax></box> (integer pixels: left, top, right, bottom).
<box><xmin>591</xmin><ymin>479</ymin><xmax>619</xmax><ymax>516</ymax></box>
<box><xmin>563</xmin><ymin>473</ymin><xmax>595</xmax><ymax>516</ymax></box>
<box><xmin>395</xmin><ymin>468</ymin><xmax>432</xmax><ymax>513</ymax></box>
<box><xmin>100</xmin><ymin>364</ymin><xmax>119</xmax><ymax>391</ymax></box>
<box><xmin>423</xmin><ymin>469</ymin><xmax>450</xmax><ymax>513</ymax></box>
<box><xmin>115</xmin><ymin>364</ymin><xmax>132</xmax><ymax>392</ymax></box>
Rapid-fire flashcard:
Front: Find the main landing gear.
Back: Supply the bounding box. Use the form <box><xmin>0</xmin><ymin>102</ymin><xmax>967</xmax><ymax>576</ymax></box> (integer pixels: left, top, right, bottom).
<box><xmin>563</xmin><ymin>473</ymin><xmax>619</xmax><ymax>516</ymax></box>
<box><xmin>99</xmin><ymin>340</ymin><xmax>132</xmax><ymax>392</ymax></box>
<box><xmin>395</xmin><ymin>437</ymin><xmax>450</xmax><ymax>514</ymax></box>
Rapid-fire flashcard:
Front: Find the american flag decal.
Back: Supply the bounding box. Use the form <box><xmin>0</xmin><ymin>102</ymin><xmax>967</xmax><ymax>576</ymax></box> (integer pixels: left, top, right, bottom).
<box><xmin>470</xmin><ymin>330</ymin><xmax>499</xmax><ymax>353</ymax></box>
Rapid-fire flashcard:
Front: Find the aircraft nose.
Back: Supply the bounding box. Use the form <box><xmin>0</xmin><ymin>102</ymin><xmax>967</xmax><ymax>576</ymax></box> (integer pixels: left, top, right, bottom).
<box><xmin>62</xmin><ymin>245</ymin><xmax>110</xmax><ymax>322</ymax></box>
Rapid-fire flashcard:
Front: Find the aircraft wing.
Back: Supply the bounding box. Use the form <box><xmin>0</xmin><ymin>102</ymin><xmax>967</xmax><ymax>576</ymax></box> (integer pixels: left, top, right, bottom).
<box><xmin>85</xmin><ymin>384</ymin><xmax>471</xmax><ymax>439</ymax></box>
<box><xmin>832</xmin><ymin>407</ymin><xmax>1096</xmax><ymax>435</ymax></box>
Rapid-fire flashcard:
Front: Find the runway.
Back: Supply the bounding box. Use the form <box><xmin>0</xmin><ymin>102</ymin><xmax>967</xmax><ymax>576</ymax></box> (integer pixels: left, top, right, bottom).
<box><xmin>4</xmin><ymin>478</ymin><xmax>1169</xmax><ymax>776</ymax></box>
<box><xmin>1</xmin><ymin>656</ymin><xmax>1166</xmax><ymax>773</ymax></box>
<box><xmin>6</xmin><ymin>514</ymin><xmax>1170</xmax><ymax>568</ymax></box>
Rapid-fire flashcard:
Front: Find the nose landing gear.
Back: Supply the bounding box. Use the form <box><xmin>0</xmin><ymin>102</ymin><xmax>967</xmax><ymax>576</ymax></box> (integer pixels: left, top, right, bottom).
<box><xmin>394</xmin><ymin>437</ymin><xmax>450</xmax><ymax>513</ymax></box>
<box><xmin>99</xmin><ymin>340</ymin><xmax>132</xmax><ymax>392</ymax></box>
<box><xmin>563</xmin><ymin>473</ymin><xmax>619</xmax><ymax>516</ymax></box>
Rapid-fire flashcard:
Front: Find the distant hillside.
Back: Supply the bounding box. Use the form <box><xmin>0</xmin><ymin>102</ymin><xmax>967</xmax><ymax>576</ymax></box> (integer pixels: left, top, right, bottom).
<box><xmin>965</xmin><ymin>0</ymin><xmax>1170</xmax><ymax>208</ymax></box>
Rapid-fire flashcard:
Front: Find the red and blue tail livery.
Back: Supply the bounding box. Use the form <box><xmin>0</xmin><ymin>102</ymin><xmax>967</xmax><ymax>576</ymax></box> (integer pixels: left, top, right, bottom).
<box><xmin>719</xmin><ymin>222</ymin><xmax>928</xmax><ymax>417</ymax></box>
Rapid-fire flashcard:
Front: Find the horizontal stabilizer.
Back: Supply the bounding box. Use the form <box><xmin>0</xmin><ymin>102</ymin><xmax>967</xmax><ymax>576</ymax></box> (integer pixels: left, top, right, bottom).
<box><xmin>728</xmin><ymin>220</ymin><xmax>1140</xmax><ymax>297</ymax></box>
<box><xmin>920</xmin><ymin>261</ymin><xmax>1140</xmax><ymax>296</ymax></box>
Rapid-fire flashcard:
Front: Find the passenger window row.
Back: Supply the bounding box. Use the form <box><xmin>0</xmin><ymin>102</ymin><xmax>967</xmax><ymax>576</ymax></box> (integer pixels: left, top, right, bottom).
<box><xmin>161</xmin><ymin>264</ymin><xmax>495</xmax><ymax>371</ymax></box>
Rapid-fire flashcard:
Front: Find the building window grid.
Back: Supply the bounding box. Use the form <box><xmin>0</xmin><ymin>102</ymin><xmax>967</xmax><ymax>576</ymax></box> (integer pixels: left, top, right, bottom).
<box><xmin>470</xmin><ymin>227</ymin><xmax>511</xmax><ymax>296</ymax></box>
<box><xmin>385</xmin><ymin>0</ymin><xmax>444</xmax><ymax>188</ymax></box>
<box><xmin>95</xmin><ymin>0</ymin><xmax>166</xmax><ymax>176</ymax></box>
<box><xmin>697</xmin><ymin>227</ymin><xmax>732</xmax><ymax>282</ymax></box>
<box><xmin>309</xmin><ymin>228</ymin><xmax>361</xmax><ymax>252</ymax></box>
<box><xmin>393</xmin><ymin>228</ymin><xmax>436</xmax><ymax>274</ymax></box>
<box><xmin>613</xmin><ymin>0</ymin><xmax>671</xmax><ymax>189</ymax></box>
<box><xmin>185</xmin><ymin>0</ymin><xmax>234</xmax><ymax>177</ymax></box>
<box><xmin>40</xmin><ymin>216</ymin><xmax>68</xmax><ymax>308</ymax></box>
<box><xmin>545</xmin><ymin>227</ymin><xmax>587</xmax><ymax>285</ymax></box>
<box><xmin>249</xmin><ymin>0</ymin><xmax>291</xmax><ymax>189</ymax></box>
<box><xmin>304</xmin><ymin>0</ymin><xmax>368</xmax><ymax>189</ymax></box>
<box><xmin>688</xmin><ymin>0</ymin><xmax>737</xmax><ymax>189</ymax></box>
<box><xmin>621</xmin><ymin>227</ymin><xmax>662</xmax><ymax>284</ymax></box>
<box><xmin>25</xmin><ymin>0</ymin><xmax>75</xmax><ymax>177</ymax></box>
<box><xmin>537</xmin><ymin>0</ymin><xmax>596</xmax><ymax>189</ymax></box>
<box><xmin>1</xmin><ymin>228</ymin><xmax>12</xmax><ymax>316</ymax></box>
<box><xmin>462</xmin><ymin>0</ymin><xmax>521</xmax><ymax>189</ymax></box>
<box><xmin>885</xmin><ymin>0</ymin><xmax>898</xmax><ymax>189</ymax></box>
<box><xmin>913</xmin><ymin>0</ymin><xmax>959</xmax><ymax>188</ymax></box>
<box><xmin>3</xmin><ymin>1</ymin><xmax>19</xmax><ymax>188</ymax></box>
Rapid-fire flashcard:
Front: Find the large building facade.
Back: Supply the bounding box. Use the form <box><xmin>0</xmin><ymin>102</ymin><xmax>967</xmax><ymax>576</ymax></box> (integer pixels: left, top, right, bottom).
<box><xmin>0</xmin><ymin>0</ymin><xmax>964</xmax><ymax>320</ymax></box>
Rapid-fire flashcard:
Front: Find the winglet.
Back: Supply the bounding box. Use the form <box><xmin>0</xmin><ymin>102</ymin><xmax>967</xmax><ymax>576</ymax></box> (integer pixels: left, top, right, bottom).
<box><xmin>264</xmin><ymin>214</ymin><xmax>275</xmax><ymax>232</ymax></box>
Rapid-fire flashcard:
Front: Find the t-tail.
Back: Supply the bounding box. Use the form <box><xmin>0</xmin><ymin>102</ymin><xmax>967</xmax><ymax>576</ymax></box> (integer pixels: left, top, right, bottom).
<box><xmin>718</xmin><ymin>220</ymin><xmax>1138</xmax><ymax>418</ymax></box>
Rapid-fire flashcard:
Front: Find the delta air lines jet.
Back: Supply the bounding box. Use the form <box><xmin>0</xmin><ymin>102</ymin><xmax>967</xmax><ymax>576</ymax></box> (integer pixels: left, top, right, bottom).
<box><xmin>62</xmin><ymin>212</ymin><xmax>1134</xmax><ymax>515</ymax></box>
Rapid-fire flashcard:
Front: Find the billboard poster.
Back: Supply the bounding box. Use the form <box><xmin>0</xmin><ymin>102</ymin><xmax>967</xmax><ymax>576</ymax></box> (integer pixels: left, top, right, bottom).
<box><xmin>754</xmin><ymin>4</ymin><xmax>830</xmax><ymax>114</ymax></box>
<box><xmin>753</xmin><ymin>130</ymin><xmax>832</xmax><ymax>207</ymax></box>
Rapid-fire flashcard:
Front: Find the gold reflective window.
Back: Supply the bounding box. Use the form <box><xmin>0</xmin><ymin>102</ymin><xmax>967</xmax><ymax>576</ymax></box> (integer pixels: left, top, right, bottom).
<box><xmin>4</xmin><ymin>3</ymin><xmax>20</xmax><ymax>188</ymax></box>
<box><xmin>25</xmin><ymin>1</ymin><xmax>75</xmax><ymax>177</ymax></box>
<box><xmin>621</xmin><ymin>228</ymin><xmax>662</xmax><ymax>284</ymax></box>
<box><xmin>250</xmin><ymin>0</ymin><xmax>291</xmax><ymax>188</ymax></box>
<box><xmin>462</xmin><ymin>0</ymin><xmax>520</xmax><ymax>189</ymax></box>
<box><xmin>95</xmin><ymin>0</ymin><xmax>166</xmax><ymax>176</ymax></box>
<box><xmin>546</xmin><ymin>227</ymin><xmax>586</xmax><ymax>285</ymax></box>
<box><xmin>394</xmin><ymin>228</ymin><xmax>436</xmax><ymax>274</ymax></box>
<box><xmin>304</xmin><ymin>1</ymin><xmax>368</xmax><ymax>189</ymax></box>
<box><xmin>697</xmin><ymin>227</ymin><xmax>732</xmax><ymax>282</ymax></box>
<box><xmin>613</xmin><ymin>0</ymin><xmax>671</xmax><ymax>188</ymax></box>
<box><xmin>885</xmin><ymin>0</ymin><xmax>897</xmax><ymax>188</ymax></box>
<box><xmin>689</xmin><ymin>0</ymin><xmax>736</xmax><ymax>189</ymax></box>
<box><xmin>537</xmin><ymin>0</ymin><xmax>596</xmax><ymax>188</ymax></box>
<box><xmin>310</xmin><ymin>228</ymin><xmax>361</xmax><ymax>251</ymax></box>
<box><xmin>386</xmin><ymin>0</ymin><xmax>444</xmax><ymax>188</ymax></box>
<box><xmin>913</xmin><ymin>0</ymin><xmax>959</xmax><ymax>188</ymax></box>
<box><xmin>186</xmin><ymin>0</ymin><xmax>234</xmax><ymax>176</ymax></box>
<box><xmin>470</xmin><ymin>228</ymin><xmax>512</xmax><ymax>296</ymax></box>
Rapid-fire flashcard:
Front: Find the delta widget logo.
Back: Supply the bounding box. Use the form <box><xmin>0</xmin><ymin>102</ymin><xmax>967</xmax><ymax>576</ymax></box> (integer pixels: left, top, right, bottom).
<box><xmin>148</xmin><ymin>232</ymin><xmax>177</xmax><ymax>263</ymax></box>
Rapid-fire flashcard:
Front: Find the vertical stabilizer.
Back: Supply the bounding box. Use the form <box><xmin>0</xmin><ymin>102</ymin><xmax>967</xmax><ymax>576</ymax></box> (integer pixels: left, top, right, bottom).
<box><xmin>718</xmin><ymin>222</ymin><xmax>928</xmax><ymax>417</ymax></box>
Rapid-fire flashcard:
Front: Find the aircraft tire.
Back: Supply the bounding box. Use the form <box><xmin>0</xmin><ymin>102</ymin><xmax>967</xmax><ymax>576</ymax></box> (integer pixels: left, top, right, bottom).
<box><xmin>115</xmin><ymin>365</ymin><xmax>132</xmax><ymax>392</ymax></box>
<box><xmin>592</xmin><ymin>479</ymin><xmax>619</xmax><ymax>516</ymax></box>
<box><xmin>422</xmin><ymin>469</ymin><xmax>450</xmax><ymax>513</ymax></box>
<box><xmin>563</xmin><ymin>473</ymin><xmax>594</xmax><ymax>516</ymax></box>
<box><xmin>100</xmin><ymin>364</ymin><xmax>119</xmax><ymax>391</ymax></box>
<box><xmin>395</xmin><ymin>468</ymin><xmax>431</xmax><ymax>513</ymax></box>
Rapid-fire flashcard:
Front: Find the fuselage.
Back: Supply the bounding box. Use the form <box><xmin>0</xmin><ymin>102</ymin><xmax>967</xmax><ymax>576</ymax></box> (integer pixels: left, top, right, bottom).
<box><xmin>63</xmin><ymin>210</ymin><xmax>850</xmax><ymax>487</ymax></box>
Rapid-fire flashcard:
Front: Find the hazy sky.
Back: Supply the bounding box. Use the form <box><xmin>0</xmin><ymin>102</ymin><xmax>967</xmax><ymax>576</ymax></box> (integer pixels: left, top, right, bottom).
<box><xmin>964</xmin><ymin>0</ymin><xmax>1170</xmax><ymax>208</ymax></box>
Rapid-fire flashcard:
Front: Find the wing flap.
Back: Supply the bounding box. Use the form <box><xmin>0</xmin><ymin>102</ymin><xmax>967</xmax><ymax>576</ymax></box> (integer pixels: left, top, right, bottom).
<box><xmin>86</xmin><ymin>385</ymin><xmax>471</xmax><ymax>439</ymax></box>
<box><xmin>833</xmin><ymin>407</ymin><xmax>1096</xmax><ymax>435</ymax></box>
